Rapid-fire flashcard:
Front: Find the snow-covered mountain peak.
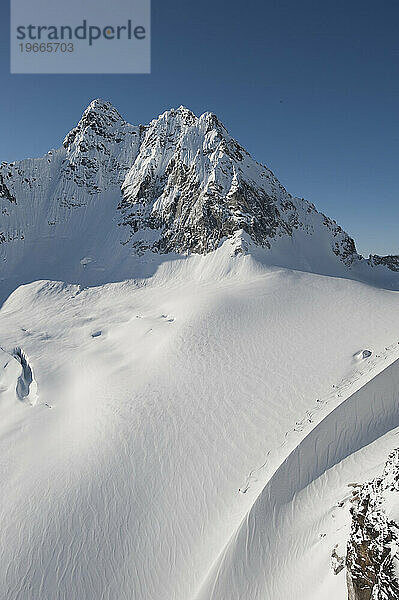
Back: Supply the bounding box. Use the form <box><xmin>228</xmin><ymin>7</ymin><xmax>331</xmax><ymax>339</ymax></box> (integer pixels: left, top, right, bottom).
<box><xmin>81</xmin><ymin>97</ymin><xmax>120</xmax><ymax>120</ymax></box>
<box><xmin>118</xmin><ymin>105</ymin><xmax>361</xmax><ymax>266</ymax></box>
<box><xmin>0</xmin><ymin>100</ymin><xmax>397</xmax><ymax>290</ymax></box>
<box><xmin>1</xmin><ymin>101</ymin><xmax>399</xmax><ymax>600</ymax></box>
<box><xmin>155</xmin><ymin>105</ymin><xmax>197</xmax><ymax>125</ymax></box>
<box><xmin>63</xmin><ymin>98</ymin><xmax>139</xmax><ymax>155</ymax></box>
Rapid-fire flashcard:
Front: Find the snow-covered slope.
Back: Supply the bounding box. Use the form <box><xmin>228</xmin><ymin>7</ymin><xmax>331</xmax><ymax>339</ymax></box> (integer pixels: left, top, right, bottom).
<box><xmin>0</xmin><ymin>100</ymin><xmax>398</xmax><ymax>600</ymax></box>
<box><xmin>195</xmin><ymin>348</ymin><xmax>399</xmax><ymax>600</ymax></box>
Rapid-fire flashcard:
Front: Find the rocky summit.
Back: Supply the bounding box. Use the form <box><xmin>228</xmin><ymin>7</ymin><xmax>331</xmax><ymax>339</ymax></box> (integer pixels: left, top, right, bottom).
<box><xmin>0</xmin><ymin>99</ymin><xmax>397</xmax><ymax>287</ymax></box>
<box><xmin>1</xmin><ymin>99</ymin><xmax>399</xmax><ymax>600</ymax></box>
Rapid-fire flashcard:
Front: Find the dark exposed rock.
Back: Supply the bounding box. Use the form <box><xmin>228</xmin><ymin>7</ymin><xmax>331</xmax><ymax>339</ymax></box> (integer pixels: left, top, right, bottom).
<box><xmin>0</xmin><ymin>172</ymin><xmax>16</xmax><ymax>204</ymax></box>
<box><xmin>346</xmin><ymin>449</ymin><xmax>399</xmax><ymax>600</ymax></box>
<box><xmin>63</xmin><ymin>99</ymin><xmax>130</xmax><ymax>149</ymax></box>
<box><xmin>331</xmin><ymin>545</ymin><xmax>346</xmax><ymax>575</ymax></box>
<box><xmin>118</xmin><ymin>106</ymin><xmax>364</xmax><ymax>263</ymax></box>
<box><xmin>60</xmin><ymin>99</ymin><xmax>144</xmax><ymax>198</ymax></box>
<box><xmin>0</xmin><ymin>99</ymin><xmax>396</xmax><ymax>277</ymax></box>
<box><xmin>368</xmin><ymin>255</ymin><xmax>399</xmax><ymax>272</ymax></box>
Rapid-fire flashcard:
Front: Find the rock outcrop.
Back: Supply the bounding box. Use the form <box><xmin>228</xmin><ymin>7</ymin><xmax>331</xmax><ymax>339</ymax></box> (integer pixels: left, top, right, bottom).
<box><xmin>346</xmin><ymin>449</ymin><xmax>399</xmax><ymax>600</ymax></box>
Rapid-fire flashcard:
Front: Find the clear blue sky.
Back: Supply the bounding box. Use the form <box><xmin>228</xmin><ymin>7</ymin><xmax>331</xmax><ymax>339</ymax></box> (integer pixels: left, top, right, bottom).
<box><xmin>1</xmin><ymin>0</ymin><xmax>398</xmax><ymax>256</ymax></box>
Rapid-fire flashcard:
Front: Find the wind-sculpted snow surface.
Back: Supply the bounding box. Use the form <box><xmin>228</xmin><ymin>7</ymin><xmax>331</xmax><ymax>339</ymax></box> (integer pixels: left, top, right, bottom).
<box><xmin>195</xmin><ymin>358</ymin><xmax>399</xmax><ymax>600</ymax></box>
<box><xmin>0</xmin><ymin>346</ymin><xmax>37</xmax><ymax>406</ymax></box>
<box><xmin>12</xmin><ymin>347</ymin><xmax>37</xmax><ymax>404</ymax></box>
<box><xmin>0</xmin><ymin>244</ymin><xmax>398</xmax><ymax>600</ymax></box>
<box><xmin>0</xmin><ymin>100</ymin><xmax>399</xmax><ymax>600</ymax></box>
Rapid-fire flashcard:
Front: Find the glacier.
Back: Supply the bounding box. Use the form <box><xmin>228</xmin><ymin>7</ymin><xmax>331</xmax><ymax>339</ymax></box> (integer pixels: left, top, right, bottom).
<box><xmin>0</xmin><ymin>99</ymin><xmax>398</xmax><ymax>599</ymax></box>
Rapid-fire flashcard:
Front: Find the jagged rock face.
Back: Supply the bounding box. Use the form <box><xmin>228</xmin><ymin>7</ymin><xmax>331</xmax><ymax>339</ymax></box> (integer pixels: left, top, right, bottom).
<box><xmin>118</xmin><ymin>105</ymin><xmax>359</xmax><ymax>260</ymax></box>
<box><xmin>0</xmin><ymin>99</ymin><xmax>395</xmax><ymax>280</ymax></box>
<box><xmin>53</xmin><ymin>100</ymin><xmax>141</xmax><ymax>207</ymax></box>
<box><xmin>369</xmin><ymin>255</ymin><xmax>399</xmax><ymax>272</ymax></box>
<box><xmin>0</xmin><ymin>100</ymin><xmax>144</xmax><ymax>282</ymax></box>
<box><xmin>0</xmin><ymin>172</ymin><xmax>16</xmax><ymax>204</ymax></box>
<box><xmin>346</xmin><ymin>449</ymin><xmax>399</xmax><ymax>600</ymax></box>
<box><xmin>62</xmin><ymin>99</ymin><xmax>143</xmax><ymax>196</ymax></box>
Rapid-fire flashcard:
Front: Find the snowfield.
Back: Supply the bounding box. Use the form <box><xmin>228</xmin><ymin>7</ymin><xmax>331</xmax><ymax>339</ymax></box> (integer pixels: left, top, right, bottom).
<box><xmin>1</xmin><ymin>100</ymin><xmax>399</xmax><ymax>599</ymax></box>
<box><xmin>1</xmin><ymin>241</ymin><xmax>399</xmax><ymax>600</ymax></box>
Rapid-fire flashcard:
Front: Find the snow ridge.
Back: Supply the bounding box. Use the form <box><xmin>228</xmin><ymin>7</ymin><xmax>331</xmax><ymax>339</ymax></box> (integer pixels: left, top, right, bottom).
<box><xmin>195</xmin><ymin>357</ymin><xmax>399</xmax><ymax>600</ymax></box>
